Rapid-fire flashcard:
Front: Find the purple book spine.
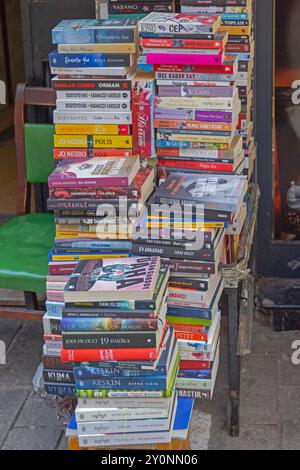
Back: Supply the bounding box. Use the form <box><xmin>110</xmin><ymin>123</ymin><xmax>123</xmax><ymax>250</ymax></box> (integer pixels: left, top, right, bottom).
<box><xmin>154</xmin><ymin>109</ymin><xmax>233</xmax><ymax>122</ymax></box>
<box><xmin>157</xmin><ymin>86</ymin><xmax>234</xmax><ymax>98</ymax></box>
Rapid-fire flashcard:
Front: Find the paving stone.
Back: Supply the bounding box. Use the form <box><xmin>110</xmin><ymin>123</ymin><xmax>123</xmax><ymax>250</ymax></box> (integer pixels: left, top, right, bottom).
<box><xmin>14</xmin><ymin>391</ymin><xmax>62</xmax><ymax>428</ymax></box>
<box><xmin>250</xmin><ymin>333</ymin><xmax>281</xmax><ymax>355</ymax></box>
<box><xmin>57</xmin><ymin>434</ymin><xmax>68</xmax><ymax>450</ymax></box>
<box><xmin>279</xmin><ymin>386</ymin><xmax>300</xmax><ymax>420</ymax></box>
<box><xmin>210</xmin><ymin>424</ymin><xmax>281</xmax><ymax>450</ymax></box>
<box><xmin>0</xmin><ymin>389</ymin><xmax>29</xmax><ymax>446</ymax></box>
<box><xmin>282</xmin><ymin>419</ymin><xmax>300</xmax><ymax>450</ymax></box>
<box><xmin>1</xmin><ymin>426</ymin><xmax>62</xmax><ymax>450</ymax></box>
<box><xmin>0</xmin><ymin>322</ymin><xmax>43</xmax><ymax>391</ymax></box>
<box><xmin>239</xmin><ymin>354</ymin><xmax>279</xmax><ymax>425</ymax></box>
<box><xmin>0</xmin><ymin>318</ymin><xmax>22</xmax><ymax>350</ymax></box>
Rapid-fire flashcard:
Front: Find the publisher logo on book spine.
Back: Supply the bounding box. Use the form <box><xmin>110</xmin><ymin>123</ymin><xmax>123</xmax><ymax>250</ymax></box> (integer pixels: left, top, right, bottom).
<box><xmin>0</xmin><ymin>80</ymin><xmax>6</xmax><ymax>105</ymax></box>
<box><xmin>0</xmin><ymin>340</ymin><xmax>6</xmax><ymax>365</ymax></box>
<box><xmin>291</xmin><ymin>340</ymin><xmax>300</xmax><ymax>365</ymax></box>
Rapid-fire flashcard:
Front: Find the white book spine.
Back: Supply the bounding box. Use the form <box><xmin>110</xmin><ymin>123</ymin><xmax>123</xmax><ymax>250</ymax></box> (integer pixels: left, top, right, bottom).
<box><xmin>56</xmin><ymin>90</ymin><xmax>131</xmax><ymax>100</ymax></box>
<box><xmin>77</xmin><ymin>416</ymin><xmax>170</xmax><ymax>434</ymax></box>
<box><xmin>78</xmin><ymin>431</ymin><xmax>172</xmax><ymax>448</ymax></box>
<box><xmin>75</xmin><ymin>407</ymin><xmax>169</xmax><ymax>422</ymax></box>
<box><xmin>53</xmin><ymin>110</ymin><xmax>132</xmax><ymax>124</ymax></box>
<box><xmin>77</xmin><ymin>396</ymin><xmax>171</xmax><ymax>409</ymax></box>
<box><xmin>56</xmin><ymin>100</ymin><xmax>131</xmax><ymax>112</ymax></box>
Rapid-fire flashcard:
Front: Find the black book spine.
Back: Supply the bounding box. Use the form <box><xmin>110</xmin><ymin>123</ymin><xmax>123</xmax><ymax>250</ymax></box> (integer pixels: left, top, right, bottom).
<box><xmin>132</xmin><ymin>237</ymin><xmax>214</xmax><ymax>250</ymax></box>
<box><xmin>168</xmin><ymin>278</ymin><xmax>209</xmax><ymax>291</ymax></box>
<box><xmin>62</xmin><ymin>332</ymin><xmax>157</xmax><ymax>349</ymax></box>
<box><xmin>162</xmin><ymin>258</ymin><xmax>215</xmax><ymax>275</ymax></box>
<box><xmin>132</xmin><ymin>243</ymin><xmax>216</xmax><ymax>262</ymax></box>
<box><xmin>43</xmin><ymin>370</ymin><xmax>75</xmax><ymax>384</ymax></box>
<box><xmin>62</xmin><ymin>310</ymin><xmax>156</xmax><ymax>319</ymax></box>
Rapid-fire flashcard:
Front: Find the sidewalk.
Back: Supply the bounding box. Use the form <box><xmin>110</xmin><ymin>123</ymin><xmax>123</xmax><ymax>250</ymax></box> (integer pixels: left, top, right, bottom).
<box><xmin>0</xmin><ymin>296</ymin><xmax>299</xmax><ymax>450</ymax></box>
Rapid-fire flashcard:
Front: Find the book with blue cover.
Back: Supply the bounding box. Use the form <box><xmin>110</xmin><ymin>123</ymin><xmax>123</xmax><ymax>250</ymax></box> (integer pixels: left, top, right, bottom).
<box><xmin>52</xmin><ymin>18</ymin><xmax>138</xmax><ymax>44</ymax></box>
<box><xmin>49</xmin><ymin>50</ymin><xmax>136</xmax><ymax>68</ymax></box>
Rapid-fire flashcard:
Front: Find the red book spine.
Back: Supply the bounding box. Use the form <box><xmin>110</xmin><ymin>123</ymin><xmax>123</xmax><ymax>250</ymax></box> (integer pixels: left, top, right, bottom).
<box><xmin>175</xmin><ymin>331</ymin><xmax>208</xmax><ymax>342</ymax></box>
<box><xmin>154</xmin><ymin>63</ymin><xmax>235</xmax><ymax>74</ymax></box>
<box><xmin>48</xmin><ymin>264</ymin><xmax>77</xmax><ymax>275</ymax></box>
<box><xmin>158</xmin><ymin>158</ymin><xmax>234</xmax><ymax>172</ymax></box>
<box><xmin>180</xmin><ymin>360</ymin><xmax>211</xmax><ymax>371</ymax></box>
<box><xmin>61</xmin><ymin>347</ymin><xmax>158</xmax><ymax>363</ymax></box>
<box><xmin>141</xmin><ymin>38</ymin><xmax>224</xmax><ymax>50</ymax></box>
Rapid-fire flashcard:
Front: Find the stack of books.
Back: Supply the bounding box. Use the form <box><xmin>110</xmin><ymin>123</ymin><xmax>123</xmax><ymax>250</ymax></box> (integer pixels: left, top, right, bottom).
<box><xmin>59</xmin><ymin>256</ymin><xmax>182</xmax><ymax>448</ymax></box>
<box><xmin>132</xmin><ymin>172</ymin><xmax>248</xmax><ymax>398</ymax></box>
<box><xmin>137</xmin><ymin>12</ymin><xmax>243</xmax><ymax>178</ymax></box>
<box><xmin>180</xmin><ymin>0</ymin><xmax>256</xmax><ymax>180</ymax></box>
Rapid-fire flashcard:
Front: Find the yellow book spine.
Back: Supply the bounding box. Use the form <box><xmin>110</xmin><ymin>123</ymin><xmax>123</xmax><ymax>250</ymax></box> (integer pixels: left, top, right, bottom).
<box><xmin>93</xmin><ymin>136</ymin><xmax>133</xmax><ymax>149</ymax></box>
<box><xmin>51</xmin><ymin>254</ymin><xmax>129</xmax><ymax>261</ymax></box>
<box><xmin>220</xmin><ymin>26</ymin><xmax>251</xmax><ymax>35</ymax></box>
<box><xmin>55</xmin><ymin>124</ymin><xmax>129</xmax><ymax>135</ymax></box>
<box><xmin>54</xmin><ymin>135</ymin><xmax>133</xmax><ymax>149</ymax></box>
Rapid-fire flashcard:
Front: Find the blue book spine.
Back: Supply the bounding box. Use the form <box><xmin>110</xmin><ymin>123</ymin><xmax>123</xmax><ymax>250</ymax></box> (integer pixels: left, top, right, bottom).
<box><xmin>73</xmin><ymin>365</ymin><xmax>158</xmax><ymax>380</ymax></box>
<box><xmin>167</xmin><ymin>306</ymin><xmax>212</xmax><ymax>320</ymax></box>
<box><xmin>220</xmin><ymin>13</ymin><xmax>249</xmax><ymax>21</ymax></box>
<box><xmin>45</xmin><ymin>301</ymin><xmax>64</xmax><ymax>317</ymax></box>
<box><xmin>232</xmin><ymin>52</ymin><xmax>252</xmax><ymax>61</ymax></box>
<box><xmin>48</xmin><ymin>251</ymin><xmax>128</xmax><ymax>262</ymax></box>
<box><xmin>44</xmin><ymin>383</ymin><xmax>76</xmax><ymax>397</ymax></box>
<box><xmin>54</xmin><ymin>241</ymin><xmax>132</xmax><ymax>250</ymax></box>
<box><xmin>177</xmin><ymin>370</ymin><xmax>211</xmax><ymax>379</ymax></box>
<box><xmin>49</xmin><ymin>51</ymin><xmax>131</xmax><ymax>68</ymax></box>
<box><xmin>75</xmin><ymin>376</ymin><xmax>167</xmax><ymax>391</ymax></box>
<box><xmin>52</xmin><ymin>29</ymin><xmax>135</xmax><ymax>45</ymax></box>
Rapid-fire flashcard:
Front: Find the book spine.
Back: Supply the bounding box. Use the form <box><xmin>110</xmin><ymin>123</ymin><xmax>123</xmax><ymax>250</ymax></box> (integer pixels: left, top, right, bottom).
<box><xmin>48</xmin><ymin>175</ymin><xmax>130</xmax><ymax>189</ymax></box>
<box><xmin>156</xmin><ymin>132</ymin><xmax>231</xmax><ymax>144</ymax></box>
<box><xmin>157</xmin><ymin>86</ymin><xmax>234</xmax><ymax>98</ymax></box>
<box><xmin>76</xmin><ymin>407</ymin><xmax>168</xmax><ymax>422</ymax></box>
<box><xmin>56</xmin><ymin>90</ymin><xmax>132</xmax><ymax>101</ymax></box>
<box><xmin>61</xmin><ymin>347</ymin><xmax>158</xmax><ymax>362</ymax></box>
<box><xmin>77</xmin><ymin>417</ymin><xmax>169</xmax><ymax>435</ymax></box>
<box><xmin>77</xmin><ymin>396</ymin><xmax>169</xmax><ymax>408</ymax></box>
<box><xmin>154</xmin><ymin>108</ymin><xmax>233</xmax><ymax>122</ymax></box>
<box><xmin>176</xmin><ymin>377</ymin><xmax>213</xmax><ymax>389</ymax></box>
<box><xmin>78</xmin><ymin>431</ymin><xmax>171</xmax><ymax>448</ymax></box>
<box><xmin>167</xmin><ymin>305</ymin><xmax>212</xmax><ymax>319</ymax></box>
<box><xmin>132</xmin><ymin>75</ymin><xmax>155</xmax><ymax>157</ymax></box>
<box><xmin>42</xmin><ymin>355</ymin><xmax>73</xmax><ymax>371</ymax></box>
<box><xmin>55</xmin><ymin>124</ymin><xmax>131</xmax><ymax>135</ymax></box>
<box><xmin>155</xmin><ymin>96</ymin><xmax>235</xmax><ymax>110</ymax></box>
<box><xmin>179</xmin><ymin>359</ymin><xmax>210</xmax><ymax>370</ymax></box>
<box><xmin>131</xmin><ymin>244</ymin><xmax>216</xmax><ymax>262</ymax></box>
<box><xmin>61</xmin><ymin>317</ymin><xmax>159</xmax><ymax>332</ymax></box>
<box><xmin>161</xmin><ymin>258</ymin><xmax>215</xmax><ymax>275</ymax></box>
<box><xmin>55</xmin><ymin>100</ymin><xmax>131</xmax><ymax>112</ymax></box>
<box><xmin>62</xmin><ymin>332</ymin><xmax>158</xmax><ymax>349</ymax></box>
<box><xmin>156</xmin><ymin>141</ymin><xmax>228</xmax><ymax>150</ymax></box>
<box><xmin>43</xmin><ymin>369</ymin><xmax>75</xmax><ymax>384</ymax></box>
<box><xmin>147</xmin><ymin>52</ymin><xmax>223</xmax><ymax>66</ymax></box>
<box><xmin>181</xmin><ymin>0</ymin><xmax>247</xmax><ymax>6</ymax></box>
<box><xmin>132</xmin><ymin>237</ymin><xmax>214</xmax><ymax>250</ymax></box>
<box><xmin>53</xmin><ymin>148</ymin><xmax>133</xmax><ymax>159</ymax></box>
<box><xmin>62</xmin><ymin>310</ymin><xmax>156</xmax><ymax>319</ymax></box>
<box><xmin>167</xmin><ymin>316</ymin><xmax>211</xmax><ymax>328</ymax></box>
<box><xmin>57</xmin><ymin>43</ymin><xmax>136</xmax><ymax>54</ymax></box>
<box><xmin>156</xmin><ymin>71</ymin><xmax>234</xmax><ymax>82</ymax></box>
<box><xmin>109</xmin><ymin>2</ymin><xmax>174</xmax><ymax>14</ymax></box>
<box><xmin>53</xmin><ymin>135</ymin><xmax>133</xmax><ymax>148</ymax></box>
<box><xmin>52</xmin><ymin>29</ymin><xmax>136</xmax><ymax>45</ymax></box>
<box><xmin>53</xmin><ymin>110</ymin><xmax>132</xmax><ymax>125</ymax></box>
<box><xmin>49</xmin><ymin>52</ymin><xmax>133</xmax><ymax>68</ymax></box>
<box><xmin>139</xmin><ymin>21</ymin><xmax>214</xmax><ymax>35</ymax></box>
<box><xmin>48</xmin><ymin>264</ymin><xmax>76</xmax><ymax>275</ymax></box>
<box><xmin>158</xmin><ymin>158</ymin><xmax>234</xmax><ymax>173</ymax></box>
<box><xmin>43</xmin><ymin>316</ymin><xmax>62</xmax><ymax>335</ymax></box>
<box><xmin>169</xmin><ymin>278</ymin><xmax>209</xmax><ymax>290</ymax></box>
<box><xmin>44</xmin><ymin>383</ymin><xmax>76</xmax><ymax>397</ymax></box>
<box><xmin>141</xmin><ymin>37</ymin><xmax>224</xmax><ymax>49</ymax></box>
<box><xmin>77</xmin><ymin>389</ymin><xmax>167</xmax><ymax>399</ymax></box>
<box><xmin>154</xmin><ymin>63</ymin><xmax>235</xmax><ymax>74</ymax></box>
<box><xmin>52</xmin><ymin>78</ymin><xmax>132</xmax><ymax>91</ymax></box>
<box><xmin>73</xmin><ymin>366</ymin><xmax>163</xmax><ymax>380</ymax></box>
<box><xmin>177</xmin><ymin>369</ymin><xmax>211</xmax><ymax>379</ymax></box>
<box><xmin>169</xmin><ymin>289</ymin><xmax>210</xmax><ymax>306</ymax></box>
<box><xmin>76</xmin><ymin>376</ymin><xmax>167</xmax><ymax>391</ymax></box>
<box><xmin>177</xmin><ymin>389</ymin><xmax>212</xmax><ymax>400</ymax></box>
<box><xmin>154</xmin><ymin>119</ymin><xmax>232</xmax><ymax>132</ymax></box>
<box><xmin>64</xmin><ymin>298</ymin><xmax>156</xmax><ymax>311</ymax></box>
<box><xmin>156</xmin><ymin>147</ymin><xmax>233</xmax><ymax>158</ymax></box>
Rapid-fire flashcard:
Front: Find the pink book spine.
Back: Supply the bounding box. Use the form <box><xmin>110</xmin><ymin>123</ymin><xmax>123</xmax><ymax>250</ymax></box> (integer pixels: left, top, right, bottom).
<box><xmin>46</xmin><ymin>290</ymin><xmax>65</xmax><ymax>302</ymax></box>
<box><xmin>146</xmin><ymin>53</ymin><xmax>223</xmax><ymax>67</ymax></box>
<box><xmin>48</xmin><ymin>176</ymin><xmax>129</xmax><ymax>188</ymax></box>
<box><xmin>132</xmin><ymin>77</ymin><xmax>156</xmax><ymax>158</ymax></box>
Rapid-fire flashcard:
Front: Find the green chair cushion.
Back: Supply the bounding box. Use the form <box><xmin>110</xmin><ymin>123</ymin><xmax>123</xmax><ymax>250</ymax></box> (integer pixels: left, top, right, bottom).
<box><xmin>0</xmin><ymin>213</ymin><xmax>55</xmax><ymax>294</ymax></box>
<box><xmin>24</xmin><ymin>123</ymin><xmax>55</xmax><ymax>184</ymax></box>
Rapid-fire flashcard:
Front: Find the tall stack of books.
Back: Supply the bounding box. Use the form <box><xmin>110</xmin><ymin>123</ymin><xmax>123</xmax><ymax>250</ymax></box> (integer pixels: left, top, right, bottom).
<box><xmin>43</xmin><ymin>17</ymin><xmax>157</xmax><ymax>398</ymax></box>
<box><xmin>180</xmin><ymin>0</ymin><xmax>256</xmax><ymax>180</ymax></box>
<box><xmin>59</xmin><ymin>256</ymin><xmax>182</xmax><ymax>448</ymax></box>
<box><xmin>138</xmin><ymin>12</ymin><xmax>243</xmax><ymax>178</ymax></box>
<box><xmin>132</xmin><ymin>173</ymin><xmax>248</xmax><ymax>398</ymax></box>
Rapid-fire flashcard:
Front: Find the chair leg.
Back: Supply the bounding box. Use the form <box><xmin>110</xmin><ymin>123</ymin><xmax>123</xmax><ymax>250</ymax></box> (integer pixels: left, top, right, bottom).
<box><xmin>24</xmin><ymin>291</ymin><xmax>39</xmax><ymax>310</ymax></box>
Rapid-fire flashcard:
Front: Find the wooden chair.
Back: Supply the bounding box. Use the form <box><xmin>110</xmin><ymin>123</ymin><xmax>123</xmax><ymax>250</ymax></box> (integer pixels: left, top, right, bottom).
<box><xmin>0</xmin><ymin>83</ymin><xmax>56</xmax><ymax>321</ymax></box>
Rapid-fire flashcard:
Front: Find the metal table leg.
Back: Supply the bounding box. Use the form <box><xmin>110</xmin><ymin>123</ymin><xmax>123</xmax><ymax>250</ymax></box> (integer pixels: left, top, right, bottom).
<box><xmin>226</xmin><ymin>286</ymin><xmax>241</xmax><ymax>437</ymax></box>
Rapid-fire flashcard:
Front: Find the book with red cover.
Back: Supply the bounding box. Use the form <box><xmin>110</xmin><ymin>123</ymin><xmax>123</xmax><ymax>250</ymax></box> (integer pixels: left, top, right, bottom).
<box><xmin>154</xmin><ymin>56</ymin><xmax>237</xmax><ymax>75</ymax></box>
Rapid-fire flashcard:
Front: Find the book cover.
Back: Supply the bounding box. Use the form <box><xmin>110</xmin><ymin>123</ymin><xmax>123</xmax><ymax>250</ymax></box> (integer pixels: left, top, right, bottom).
<box><xmin>138</xmin><ymin>13</ymin><xmax>221</xmax><ymax>35</ymax></box>
<box><xmin>48</xmin><ymin>156</ymin><xmax>140</xmax><ymax>188</ymax></box>
<box><xmin>52</xmin><ymin>18</ymin><xmax>138</xmax><ymax>44</ymax></box>
<box><xmin>153</xmin><ymin>172</ymin><xmax>247</xmax><ymax>212</ymax></box>
<box><xmin>64</xmin><ymin>257</ymin><xmax>161</xmax><ymax>302</ymax></box>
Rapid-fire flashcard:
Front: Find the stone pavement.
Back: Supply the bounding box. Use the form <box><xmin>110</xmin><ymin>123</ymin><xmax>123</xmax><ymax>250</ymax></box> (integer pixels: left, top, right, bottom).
<box><xmin>0</xmin><ymin>295</ymin><xmax>299</xmax><ymax>450</ymax></box>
